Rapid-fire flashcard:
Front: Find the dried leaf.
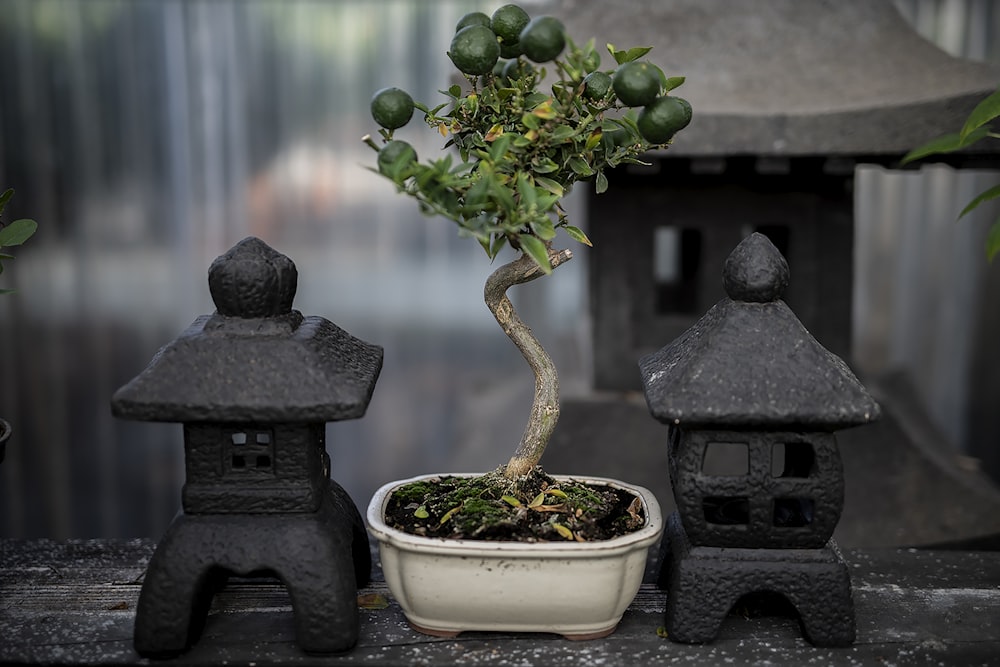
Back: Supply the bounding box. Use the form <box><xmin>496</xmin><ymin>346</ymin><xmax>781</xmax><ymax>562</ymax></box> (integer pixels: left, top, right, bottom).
<box><xmin>552</xmin><ymin>523</ymin><xmax>574</xmax><ymax>540</ymax></box>
<box><xmin>357</xmin><ymin>593</ymin><xmax>390</xmax><ymax>610</ymax></box>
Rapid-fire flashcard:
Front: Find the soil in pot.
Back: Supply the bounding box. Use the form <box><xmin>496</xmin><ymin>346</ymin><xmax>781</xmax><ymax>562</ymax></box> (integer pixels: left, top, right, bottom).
<box><xmin>383</xmin><ymin>467</ymin><xmax>646</xmax><ymax>542</ymax></box>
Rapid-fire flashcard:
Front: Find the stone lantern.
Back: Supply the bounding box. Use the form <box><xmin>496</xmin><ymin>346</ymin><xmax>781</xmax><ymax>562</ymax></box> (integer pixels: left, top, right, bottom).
<box><xmin>112</xmin><ymin>237</ymin><xmax>383</xmax><ymax>656</ymax></box>
<box><xmin>640</xmin><ymin>233</ymin><xmax>880</xmax><ymax>646</ymax></box>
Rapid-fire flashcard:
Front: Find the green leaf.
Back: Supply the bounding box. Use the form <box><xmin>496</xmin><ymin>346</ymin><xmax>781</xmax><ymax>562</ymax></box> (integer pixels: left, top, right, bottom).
<box><xmin>516</xmin><ymin>172</ymin><xmax>537</xmax><ymax>208</ymax></box>
<box><xmin>529</xmin><ymin>492</ymin><xmax>546</xmax><ymax>508</ymax></box>
<box><xmin>518</xmin><ymin>234</ymin><xmax>552</xmax><ymax>274</ymax></box>
<box><xmin>534</xmin><ymin>177</ymin><xmax>564</xmax><ymax>198</ymax></box>
<box><xmin>490</xmin><ymin>234</ymin><xmax>508</xmax><ymax>258</ymax></box>
<box><xmin>447</xmin><ymin>84</ymin><xmax>462</xmax><ymax>98</ymax></box>
<box><xmin>960</xmin><ymin>88</ymin><xmax>1000</xmax><ymax>142</ymax></box>
<box><xmin>663</xmin><ymin>76</ymin><xmax>686</xmax><ymax>92</ymax></box>
<box><xmin>413</xmin><ymin>505</ymin><xmax>429</xmax><ymax>519</ymax></box>
<box><xmin>501</xmin><ymin>495</ymin><xmax>523</xmax><ymax>507</ymax></box>
<box><xmin>530</xmin><ymin>217</ymin><xmax>556</xmax><ymax>240</ymax></box>
<box><xmin>563</xmin><ymin>225</ymin><xmax>593</xmax><ymax>246</ymax></box>
<box><xmin>987</xmin><ymin>221</ymin><xmax>1000</xmax><ymax>262</ymax></box>
<box><xmin>521</xmin><ymin>112</ymin><xmax>541</xmax><ymax>130</ymax></box>
<box><xmin>531</xmin><ymin>157</ymin><xmax>559</xmax><ymax>174</ymax></box>
<box><xmin>595</xmin><ymin>171</ymin><xmax>609</xmax><ymax>194</ymax></box>
<box><xmin>0</xmin><ymin>189</ymin><xmax>13</xmax><ymax>213</ymax></box>
<box><xmin>624</xmin><ymin>46</ymin><xmax>653</xmax><ymax>62</ymax></box>
<box><xmin>489</xmin><ymin>133</ymin><xmax>513</xmax><ymax>161</ymax></box>
<box><xmin>549</xmin><ymin>125</ymin><xmax>576</xmax><ymax>143</ymax></box>
<box><xmin>900</xmin><ymin>126</ymin><xmax>990</xmax><ymax>164</ymax></box>
<box><xmin>0</xmin><ymin>219</ymin><xmax>37</xmax><ymax>247</ymax></box>
<box><xmin>439</xmin><ymin>505</ymin><xmax>463</xmax><ymax>525</ymax></box>
<box><xmin>958</xmin><ymin>183</ymin><xmax>1000</xmax><ymax>220</ymax></box>
<box><xmin>568</xmin><ymin>156</ymin><xmax>595</xmax><ymax>177</ymax></box>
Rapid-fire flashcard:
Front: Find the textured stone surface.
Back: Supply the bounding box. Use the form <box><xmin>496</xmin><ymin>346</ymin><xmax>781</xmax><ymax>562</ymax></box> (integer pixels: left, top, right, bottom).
<box><xmin>135</xmin><ymin>481</ymin><xmax>371</xmax><ymax>657</ymax></box>
<box><xmin>669</xmin><ymin>428</ymin><xmax>844</xmax><ymax>549</ymax></box>
<box><xmin>639</xmin><ymin>233</ymin><xmax>880</xmax><ymax>428</ymax></box>
<box><xmin>659</xmin><ymin>512</ymin><xmax>855</xmax><ymax>647</ymax></box>
<box><xmin>111</xmin><ymin>238</ymin><xmax>383</xmax><ymax>423</ymax></box>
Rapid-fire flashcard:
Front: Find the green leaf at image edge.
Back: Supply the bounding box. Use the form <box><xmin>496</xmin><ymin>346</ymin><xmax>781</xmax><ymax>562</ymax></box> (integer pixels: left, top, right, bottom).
<box><xmin>899</xmin><ymin>126</ymin><xmax>990</xmax><ymax>165</ymax></box>
<box><xmin>958</xmin><ymin>183</ymin><xmax>1000</xmax><ymax>220</ymax></box>
<box><xmin>0</xmin><ymin>218</ymin><xmax>38</xmax><ymax>247</ymax></box>
<box><xmin>960</xmin><ymin>88</ymin><xmax>1000</xmax><ymax>141</ymax></box>
<box><xmin>987</xmin><ymin>221</ymin><xmax>1000</xmax><ymax>262</ymax></box>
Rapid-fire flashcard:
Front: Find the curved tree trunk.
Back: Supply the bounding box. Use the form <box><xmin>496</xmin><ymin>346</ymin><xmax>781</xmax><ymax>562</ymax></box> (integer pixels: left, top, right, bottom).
<box><xmin>484</xmin><ymin>245</ymin><xmax>573</xmax><ymax>479</ymax></box>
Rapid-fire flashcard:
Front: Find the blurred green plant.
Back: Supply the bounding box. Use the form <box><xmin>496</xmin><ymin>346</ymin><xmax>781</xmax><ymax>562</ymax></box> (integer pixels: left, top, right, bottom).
<box><xmin>0</xmin><ymin>189</ymin><xmax>38</xmax><ymax>295</ymax></box>
<box><xmin>900</xmin><ymin>87</ymin><xmax>1000</xmax><ymax>262</ymax></box>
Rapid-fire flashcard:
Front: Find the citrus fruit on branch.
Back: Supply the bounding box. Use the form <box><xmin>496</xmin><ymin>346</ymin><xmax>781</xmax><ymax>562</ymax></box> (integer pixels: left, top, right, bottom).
<box><xmin>370</xmin><ymin>87</ymin><xmax>414</xmax><ymax>130</ymax></box>
<box><xmin>450</xmin><ymin>24</ymin><xmax>501</xmax><ymax>76</ymax></box>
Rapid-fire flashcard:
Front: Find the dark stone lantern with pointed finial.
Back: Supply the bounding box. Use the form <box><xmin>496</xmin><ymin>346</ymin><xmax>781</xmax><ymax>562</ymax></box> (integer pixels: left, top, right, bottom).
<box><xmin>640</xmin><ymin>233</ymin><xmax>880</xmax><ymax>647</ymax></box>
<box><xmin>112</xmin><ymin>237</ymin><xmax>383</xmax><ymax>657</ymax></box>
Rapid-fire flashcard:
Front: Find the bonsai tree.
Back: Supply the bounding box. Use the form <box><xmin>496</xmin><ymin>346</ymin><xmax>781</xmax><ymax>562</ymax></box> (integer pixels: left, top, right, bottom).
<box><xmin>365</xmin><ymin>4</ymin><xmax>692</xmax><ymax>482</ymax></box>
<box><xmin>900</xmin><ymin>86</ymin><xmax>1000</xmax><ymax>261</ymax></box>
<box><xmin>0</xmin><ymin>188</ymin><xmax>37</xmax><ymax>294</ymax></box>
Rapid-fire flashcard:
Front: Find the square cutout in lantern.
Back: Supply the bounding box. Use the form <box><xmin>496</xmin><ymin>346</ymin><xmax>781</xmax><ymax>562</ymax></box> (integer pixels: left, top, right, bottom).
<box><xmin>702</xmin><ymin>441</ymin><xmax>749</xmax><ymax>476</ymax></box>
<box><xmin>703</xmin><ymin>496</ymin><xmax>749</xmax><ymax>525</ymax></box>
<box><xmin>771</xmin><ymin>441</ymin><xmax>816</xmax><ymax>478</ymax></box>
<box><xmin>773</xmin><ymin>497</ymin><xmax>815</xmax><ymax>527</ymax></box>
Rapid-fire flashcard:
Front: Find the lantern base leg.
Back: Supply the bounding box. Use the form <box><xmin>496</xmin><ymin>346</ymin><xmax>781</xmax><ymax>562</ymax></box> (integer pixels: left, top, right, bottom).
<box><xmin>658</xmin><ymin>511</ymin><xmax>855</xmax><ymax>647</ymax></box>
<box><xmin>134</xmin><ymin>481</ymin><xmax>369</xmax><ymax>658</ymax></box>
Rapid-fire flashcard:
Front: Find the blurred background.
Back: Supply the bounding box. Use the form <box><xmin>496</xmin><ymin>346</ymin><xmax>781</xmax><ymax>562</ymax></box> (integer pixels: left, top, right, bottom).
<box><xmin>0</xmin><ymin>0</ymin><xmax>998</xmax><ymax>540</ymax></box>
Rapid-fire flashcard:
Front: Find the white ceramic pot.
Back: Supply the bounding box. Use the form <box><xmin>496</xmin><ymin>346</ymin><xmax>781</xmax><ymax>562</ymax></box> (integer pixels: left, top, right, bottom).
<box><xmin>366</xmin><ymin>473</ymin><xmax>663</xmax><ymax>639</ymax></box>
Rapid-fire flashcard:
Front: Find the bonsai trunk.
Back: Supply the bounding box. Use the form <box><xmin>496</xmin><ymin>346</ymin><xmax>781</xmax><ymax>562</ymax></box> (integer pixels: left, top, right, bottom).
<box><xmin>484</xmin><ymin>245</ymin><xmax>573</xmax><ymax>480</ymax></box>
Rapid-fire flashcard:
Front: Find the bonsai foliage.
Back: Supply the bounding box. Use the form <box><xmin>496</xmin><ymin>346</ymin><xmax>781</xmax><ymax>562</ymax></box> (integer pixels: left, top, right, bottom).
<box><xmin>900</xmin><ymin>87</ymin><xmax>1000</xmax><ymax>261</ymax></box>
<box><xmin>365</xmin><ymin>4</ymin><xmax>691</xmax><ymax>480</ymax></box>
<box><xmin>0</xmin><ymin>189</ymin><xmax>38</xmax><ymax>295</ymax></box>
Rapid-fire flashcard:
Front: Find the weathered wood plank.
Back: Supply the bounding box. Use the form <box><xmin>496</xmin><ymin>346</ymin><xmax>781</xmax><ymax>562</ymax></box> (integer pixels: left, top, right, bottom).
<box><xmin>2</xmin><ymin>539</ymin><xmax>999</xmax><ymax>665</ymax></box>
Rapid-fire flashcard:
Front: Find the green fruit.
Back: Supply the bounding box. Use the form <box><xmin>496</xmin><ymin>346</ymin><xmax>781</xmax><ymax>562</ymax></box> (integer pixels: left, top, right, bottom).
<box><xmin>370</xmin><ymin>87</ymin><xmax>414</xmax><ymax>130</ymax></box>
<box><xmin>449</xmin><ymin>25</ymin><xmax>501</xmax><ymax>75</ymax></box>
<box><xmin>518</xmin><ymin>16</ymin><xmax>565</xmax><ymax>63</ymax></box>
<box><xmin>501</xmin><ymin>58</ymin><xmax>534</xmax><ymax>84</ymax></box>
<box><xmin>456</xmin><ymin>11</ymin><xmax>491</xmax><ymax>32</ymax></box>
<box><xmin>612</xmin><ymin>61</ymin><xmax>660</xmax><ymax>107</ymax></box>
<box><xmin>377</xmin><ymin>140</ymin><xmax>417</xmax><ymax>175</ymax></box>
<box><xmin>490</xmin><ymin>4</ymin><xmax>530</xmax><ymax>45</ymax></box>
<box><xmin>637</xmin><ymin>96</ymin><xmax>692</xmax><ymax>144</ymax></box>
<box><xmin>582</xmin><ymin>71</ymin><xmax>612</xmax><ymax>100</ymax></box>
<box><xmin>499</xmin><ymin>40</ymin><xmax>523</xmax><ymax>59</ymax></box>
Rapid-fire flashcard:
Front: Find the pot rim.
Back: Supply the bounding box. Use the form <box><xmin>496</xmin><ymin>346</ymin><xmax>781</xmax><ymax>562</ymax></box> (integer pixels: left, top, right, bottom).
<box><xmin>366</xmin><ymin>472</ymin><xmax>663</xmax><ymax>557</ymax></box>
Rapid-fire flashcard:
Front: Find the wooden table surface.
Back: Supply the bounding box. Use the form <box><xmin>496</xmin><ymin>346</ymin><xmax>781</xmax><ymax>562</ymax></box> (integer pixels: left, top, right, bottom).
<box><xmin>2</xmin><ymin>539</ymin><xmax>999</xmax><ymax>666</ymax></box>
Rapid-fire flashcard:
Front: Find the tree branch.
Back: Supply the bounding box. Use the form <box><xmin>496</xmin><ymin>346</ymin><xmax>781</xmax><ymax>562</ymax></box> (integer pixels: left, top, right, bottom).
<box><xmin>484</xmin><ymin>244</ymin><xmax>573</xmax><ymax>479</ymax></box>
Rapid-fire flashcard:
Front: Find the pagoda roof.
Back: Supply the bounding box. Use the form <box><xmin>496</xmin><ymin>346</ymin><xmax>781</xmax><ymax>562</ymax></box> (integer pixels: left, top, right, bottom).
<box><xmin>639</xmin><ymin>233</ymin><xmax>880</xmax><ymax>428</ymax></box>
<box><xmin>111</xmin><ymin>238</ymin><xmax>382</xmax><ymax>423</ymax></box>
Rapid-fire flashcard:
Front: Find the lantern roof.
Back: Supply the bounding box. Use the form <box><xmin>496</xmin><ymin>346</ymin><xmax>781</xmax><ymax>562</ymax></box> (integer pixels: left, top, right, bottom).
<box><xmin>546</xmin><ymin>0</ymin><xmax>999</xmax><ymax>159</ymax></box>
<box><xmin>639</xmin><ymin>233</ymin><xmax>880</xmax><ymax>428</ymax></box>
<box><xmin>111</xmin><ymin>237</ymin><xmax>383</xmax><ymax>423</ymax></box>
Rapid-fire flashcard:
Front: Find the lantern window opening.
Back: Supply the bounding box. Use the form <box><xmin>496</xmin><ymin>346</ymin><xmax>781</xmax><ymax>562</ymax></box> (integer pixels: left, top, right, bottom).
<box><xmin>226</xmin><ymin>428</ymin><xmax>276</xmax><ymax>474</ymax></box>
<box><xmin>773</xmin><ymin>497</ymin><xmax>815</xmax><ymax>528</ymax></box>
<box><xmin>701</xmin><ymin>441</ymin><xmax>750</xmax><ymax>477</ymax></box>
<box><xmin>653</xmin><ymin>226</ymin><xmax>702</xmax><ymax>315</ymax></box>
<box><xmin>771</xmin><ymin>441</ymin><xmax>817</xmax><ymax>478</ymax></box>
<box><xmin>703</xmin><ymin>496</ymin><xmax>750</xmax><ymax>526</ymax></box>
